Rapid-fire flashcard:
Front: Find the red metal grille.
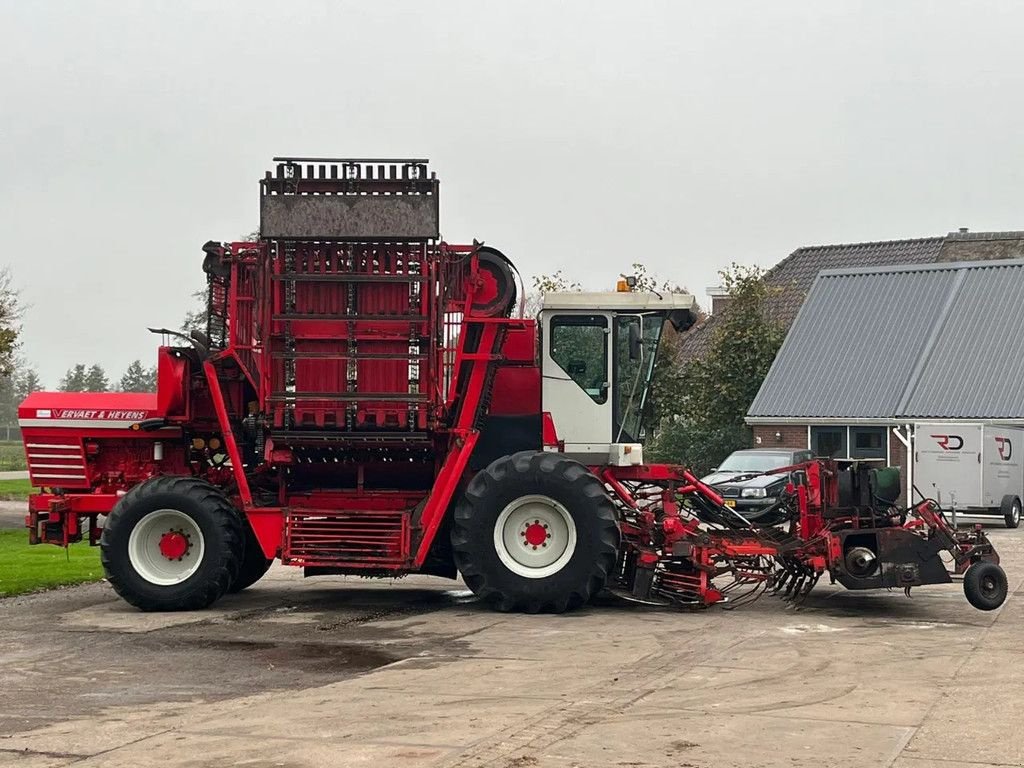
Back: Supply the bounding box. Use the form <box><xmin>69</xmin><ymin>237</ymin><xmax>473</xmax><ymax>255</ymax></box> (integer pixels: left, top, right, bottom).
<box><xmin>24</xmin><ymin>439</ymin><xmax>88</xmax><ymax>488</ymax></box>
<box><xmin>266</xmin><ymin>242</ymin><xmax>439</xmax><ymax>433</ymax></box>
<box><xmin>281</xmin><ymin>509</ymin><xmax>410</xmax><ymax>567</ymax></box>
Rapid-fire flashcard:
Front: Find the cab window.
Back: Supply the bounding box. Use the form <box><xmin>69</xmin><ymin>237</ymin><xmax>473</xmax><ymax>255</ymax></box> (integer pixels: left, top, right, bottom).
<box><xmin>549</xmin><ymin>315</ymin><xmax>608</xmax><ymax>404</ymax></box>
<box><xmin>614</xmin><ymin>314</ymin><xmax>663</xmax><ymax>442</ymax></box>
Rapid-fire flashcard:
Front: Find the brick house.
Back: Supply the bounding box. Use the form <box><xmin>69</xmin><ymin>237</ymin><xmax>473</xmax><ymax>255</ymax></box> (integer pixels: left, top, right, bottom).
<box><xmin>745</xmin><ymin>259</ymin><xmax>1024</xmax><ymax>501</ymax></box>
<box><xmin>677</xmin><ymin>228</ymin><xmax>1024</xmax><ymax>457</ymax></box>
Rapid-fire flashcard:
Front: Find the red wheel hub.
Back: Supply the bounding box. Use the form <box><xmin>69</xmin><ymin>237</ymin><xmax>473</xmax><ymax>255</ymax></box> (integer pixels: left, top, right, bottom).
<box><xmin>523</xmin><ymin>522</ymin><xmax>548</xmax><ymax>547</ymax></box>
<box><xmin>158</xmin><ymin>531</ymin><xmax>189</xmax><ymax>560</ymax></box>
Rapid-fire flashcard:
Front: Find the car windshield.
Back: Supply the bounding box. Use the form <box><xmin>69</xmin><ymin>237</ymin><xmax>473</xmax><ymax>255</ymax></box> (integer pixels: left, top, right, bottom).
<box><xmin>718</xmin><ymin>452</ymin><xmax>791</xmax><ymax>473</ymax></box>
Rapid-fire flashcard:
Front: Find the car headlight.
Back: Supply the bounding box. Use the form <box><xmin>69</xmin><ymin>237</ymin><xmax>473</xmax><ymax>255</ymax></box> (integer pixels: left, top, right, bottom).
<box><xmin>740</xmin><ymin>487</ymin><xmax>768</xmax><ymax>498</ymax></box>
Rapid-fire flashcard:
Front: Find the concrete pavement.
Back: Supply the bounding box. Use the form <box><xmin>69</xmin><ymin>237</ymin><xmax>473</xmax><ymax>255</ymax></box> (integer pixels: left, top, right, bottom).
<box><xmin>0</xmin><ymin>501</ymin><xmax>25</xmax><ymax>529</ymax></box>
<box><xmin>0</xmin><ymin>471</ymin><xmax>29</xmax><ymax>529</ymax></box>
<box><xmin>2</xmin><ymin>530</ymin><xmax>1023</xmax><ymax>767</ymax></box>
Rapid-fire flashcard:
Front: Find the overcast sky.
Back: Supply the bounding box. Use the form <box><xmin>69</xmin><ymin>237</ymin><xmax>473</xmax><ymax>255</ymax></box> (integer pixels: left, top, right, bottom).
<box><xmin>2</xmin><ymin>1</ymin><xmax>1023</xmax><ymax>386</ymax></box>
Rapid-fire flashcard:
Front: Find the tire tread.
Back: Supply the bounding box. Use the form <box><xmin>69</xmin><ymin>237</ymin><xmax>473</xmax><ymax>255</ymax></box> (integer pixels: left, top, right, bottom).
<box><xmin>100</xmin><ymin>476</ymin><xmax>242</xmax><ymax>612</ymax></box>
<box><xmin>451</xmin><ymin>451</ymin><xmax>619</xmax><ymax>613</ymax></box>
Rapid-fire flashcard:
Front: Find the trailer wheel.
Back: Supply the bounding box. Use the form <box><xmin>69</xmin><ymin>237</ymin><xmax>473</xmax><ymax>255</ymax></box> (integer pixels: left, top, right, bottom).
<box><xmin>229</xmin><ymin>523</ymin><xmax>274</xmax><ymax>593</ymax></box>
<box><xmin>1000</xmin><ymin>495</ymin><xmax>1021</xmax><ymax>529</ymax></box>
<box><xmin>100</xmin><ymin>476</ymin><xmax>242</xmax><ymax>611</ymax></box>
<box><xmin>452</xmin><ymin>451</ymin><xmax>620</xmax><ymax>613</ymax></box>
<box><xmin>963</xmin><ymin>561</ymin><xmax>1008</xmax><ymax>611</ymax></box>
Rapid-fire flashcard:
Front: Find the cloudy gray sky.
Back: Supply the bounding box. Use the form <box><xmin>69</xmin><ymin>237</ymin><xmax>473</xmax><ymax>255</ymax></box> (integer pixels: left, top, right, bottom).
<box><xmin>2</xmin><ymin>1</ymin><xmax>1023</xmax><ymax>386</ymax></box>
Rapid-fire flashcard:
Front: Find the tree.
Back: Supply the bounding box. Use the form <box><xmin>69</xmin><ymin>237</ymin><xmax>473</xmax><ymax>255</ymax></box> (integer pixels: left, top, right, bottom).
<box><xmin>0</xmin><ymin>268</ymin><xmax>22</xmax><ymax>377</ymax></box>
<box><xmin>15</xmin><ymin>368</ymin><xmax>42</xmax><ymax>401</ymax></box>
<box><xmin>59</xmin><ymin>363</ymin><xmax>109</xmax><ymax>392</ymax></box>
<box><xmin>0</xmin><ymin>363</ymin><xmax>42</xmax><ymax>431</ymax></box>
<box><xmin>84</xmin><ymin>364</ymin><xmax>109</xmax><ymax>393</ymax></box>
<box><xmin>0</xmin><ymin>374</ymin><xmax>15</xmax><ymax>427</ymax></box>
<box><xmin>119</xmin><ymin>360</ymin><xmax>157</xmax><ymax>392</ymax></box>
<box><xmin>59</xmin><ymin>364</ymin><xmax>88</xmax><ymax>392</ymax></box>
<box><xmin>524</xmin><ymin>270</ymin><xmax>582</xmax><ymax>317</ymax></box>
<box><xmin>181</xmin><ymin>288</ymin><xmax>207</xmax><ymax>334</ymax></box>
<box><xmin>647</xmin><ymin>264</ymin><xmax>786</xmax><ymax>474</ymax></box>
<box><xmin>679</xmin><ymin>265</ymin><xmax>785</xmax><ymax>425</ymax></box>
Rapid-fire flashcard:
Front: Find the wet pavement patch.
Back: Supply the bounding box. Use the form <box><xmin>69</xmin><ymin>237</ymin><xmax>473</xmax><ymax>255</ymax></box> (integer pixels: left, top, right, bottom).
<box><xmin>191</xmin><ymin>638</ymin><xmax>400</xmax><ymax>674</ymax></box>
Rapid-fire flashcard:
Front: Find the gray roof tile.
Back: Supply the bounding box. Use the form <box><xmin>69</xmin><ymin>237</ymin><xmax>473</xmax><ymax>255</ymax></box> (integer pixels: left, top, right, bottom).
<box><xmin>747</xmin><ymin>259</ymin><xmax>1024</xmax><ymax>420</ymax></box>
<box><xmin>678</xmin><ymin>236</ymin><xmax>946</xmax><ymax>359</ymax></box>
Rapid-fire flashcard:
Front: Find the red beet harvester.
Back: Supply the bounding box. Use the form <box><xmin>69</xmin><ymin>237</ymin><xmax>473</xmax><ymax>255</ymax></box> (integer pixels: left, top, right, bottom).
<box><xmin>18</xmin><ymin>158</ymin><xmax>1008</xmax><ymax>613</ymax></box>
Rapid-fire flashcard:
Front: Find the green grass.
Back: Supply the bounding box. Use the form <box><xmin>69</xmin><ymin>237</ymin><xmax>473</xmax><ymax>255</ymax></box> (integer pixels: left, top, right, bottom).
<box><xmin>0</xmin><ymin>441</ymin><xmax>26</xmax><ymax>472</ymax></box>
<box><xmin>0</xmin><ymin>530</ymin><xmax>104</xmax><ymax>597</ymax></box>
<box><xmin>0</xmin><ymin>478</ymin><xmax>32</xmax><ymax>501</ymax></box>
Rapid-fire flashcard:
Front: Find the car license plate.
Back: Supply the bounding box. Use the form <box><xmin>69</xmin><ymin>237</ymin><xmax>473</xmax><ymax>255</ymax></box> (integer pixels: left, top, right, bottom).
<box><xmin>723</xmin><ymin>499</ymin><xmax>736</xmax><ymax>508</ymax></box>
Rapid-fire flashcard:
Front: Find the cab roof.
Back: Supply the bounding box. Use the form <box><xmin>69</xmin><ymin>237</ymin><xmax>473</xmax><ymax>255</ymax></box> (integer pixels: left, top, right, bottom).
<box><xmin>540</xmin><ymin>291</ymin><xmax>696</xmax><ymax>312</ymax></box>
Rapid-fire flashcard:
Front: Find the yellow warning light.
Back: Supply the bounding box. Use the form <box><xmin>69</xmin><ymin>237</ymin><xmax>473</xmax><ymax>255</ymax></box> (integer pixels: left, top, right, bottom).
<box><xmin>192</xmin><ymin>437</ymin><xmax>206</xmax><ymax>450</ymax></box>
<box><xmin>208</xmin><ymin>437</ymin><xmax>222</xmax><ymax>451</ymax></box>
<box><xmin>616</xmin><ymin>279</ymin><xmax>630</xmax><ymax>292</ymax></box>
<box><xmin>129</xmin><ymin>423</ymin><xmax>141</xmax><ymax>431</ymax></box>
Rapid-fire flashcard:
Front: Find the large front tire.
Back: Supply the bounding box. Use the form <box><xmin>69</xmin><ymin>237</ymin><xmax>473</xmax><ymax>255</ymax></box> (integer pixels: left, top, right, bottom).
<box><xmin>452</xmin><ymin>451</ymin><xmax>620</xmax><ymax>613</ymax></box>
<box><xmin>100</xmin><ymin>477</ymin><xmax>242</xmax><ymax>612</ymax></box>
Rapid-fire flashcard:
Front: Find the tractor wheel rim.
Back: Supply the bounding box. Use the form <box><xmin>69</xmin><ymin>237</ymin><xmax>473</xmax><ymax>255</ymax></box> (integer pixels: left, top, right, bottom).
<box><xmin>127</xmin><ymin>509</ymin><xmax>206</xmax><ymax>586</ymax></box>
<box><xmin>493</xmin><ymin>494</ymin><xmax>577</xmax><ymax>579</ymax></box>
<box><xmin>1014</xmin><ymin>503</ymin><xmax>1021</xmax><ymax>524</ymax></box>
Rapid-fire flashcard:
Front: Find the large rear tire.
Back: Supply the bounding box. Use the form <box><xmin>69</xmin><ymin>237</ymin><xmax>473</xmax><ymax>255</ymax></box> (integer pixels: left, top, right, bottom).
<box><xmin>229</xmin><ymin>522</ymin><xmax>274</xmax><ymax>593</ymax></box>
<box><xmin>452</xmin><ymin>451</ymin><xmax>620</xmax><ymax>613</ymax></box>
<box><xmin>100</xmin><ymin>476</ymin><xmax>242</xmax><ymax>612</ymax></box>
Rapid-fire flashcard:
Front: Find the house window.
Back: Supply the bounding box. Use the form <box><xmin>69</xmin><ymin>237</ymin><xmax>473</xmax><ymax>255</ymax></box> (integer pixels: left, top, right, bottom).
<box><xmin>850</xmin><ymin>426</ymin><xmax>886</xmax><ymax>459</ymax></box>
<box><xmin>811</xmin><ymin>426</ymin><xmax>847</xmax><ymax>458</ymax></box>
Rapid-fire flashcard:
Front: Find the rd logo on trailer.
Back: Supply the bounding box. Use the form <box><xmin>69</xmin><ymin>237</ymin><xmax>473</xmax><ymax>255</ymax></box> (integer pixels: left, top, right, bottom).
<box><xmin>931</xmin><ymin>434</ymin><xmax>964</xmax><ymax>451</ymax></box>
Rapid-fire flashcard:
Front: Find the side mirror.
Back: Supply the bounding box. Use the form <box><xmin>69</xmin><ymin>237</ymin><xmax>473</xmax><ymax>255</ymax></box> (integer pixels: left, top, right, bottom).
<box><xmin>628</xmin><ymin>322</ymin><xmax>642</xmax><ymax>362</ymax></box>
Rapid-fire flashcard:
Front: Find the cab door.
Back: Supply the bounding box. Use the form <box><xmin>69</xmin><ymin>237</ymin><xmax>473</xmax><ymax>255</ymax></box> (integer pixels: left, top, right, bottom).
<box><xmin>541</xmin><ymin>312</ymin><xmax>613</xmax><ymax>459</ymax></box>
